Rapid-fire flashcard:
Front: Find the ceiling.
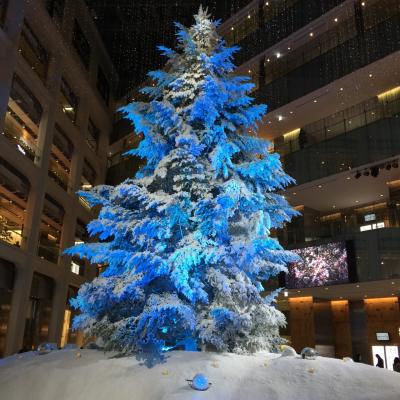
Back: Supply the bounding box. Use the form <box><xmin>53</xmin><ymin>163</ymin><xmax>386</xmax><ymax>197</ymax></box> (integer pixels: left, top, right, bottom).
<box><xmin>285</xmin><ymin>160</ymin><xmax>400</xmax><ymax>213</ymax></box>
<box><xmin>85</xmin><ymin>0</ymin><xmax>253</xmax><ymax>96</ymax></box>
<box><xmin>277</xmin><ymin>279</ymin><xmax>400</xmax><ymax>305</ymax></box>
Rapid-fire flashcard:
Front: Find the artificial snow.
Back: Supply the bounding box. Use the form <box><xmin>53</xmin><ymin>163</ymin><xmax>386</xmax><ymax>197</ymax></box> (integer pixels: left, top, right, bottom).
<box><xmin>1</xmin><ymin>349</ymin><xmax>399</xmax><ymax>400</ymax></box>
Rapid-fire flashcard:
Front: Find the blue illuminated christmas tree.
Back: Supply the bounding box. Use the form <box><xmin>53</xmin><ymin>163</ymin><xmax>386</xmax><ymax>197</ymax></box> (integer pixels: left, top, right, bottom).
<box><xmin>66</xmin><ymin>8</ymin><xmax>299</xmax><ymax>354</ymax></box>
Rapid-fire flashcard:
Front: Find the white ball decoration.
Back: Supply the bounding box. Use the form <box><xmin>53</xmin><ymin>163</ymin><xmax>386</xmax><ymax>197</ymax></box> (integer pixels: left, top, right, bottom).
<box><xmin>281</xmin><ymin>346</ymin><xmax>297</xmax><ymax>357</ymax></box>
<box><xmin>343</xmin><ymin>357</ymin><xmax>354</xmax><ymax>362</ymax></box>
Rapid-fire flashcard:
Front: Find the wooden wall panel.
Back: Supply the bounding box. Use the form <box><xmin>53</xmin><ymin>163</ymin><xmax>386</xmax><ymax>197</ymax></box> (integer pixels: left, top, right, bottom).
<box><xmin>331</xmin><ymin>300</ymin><xmax>352</xmax><ymax>359</ymax></box>
<box><xmin>289</xmin><ymin>297</ymin><xmax>315</xmax><ymax>352</ymax></box>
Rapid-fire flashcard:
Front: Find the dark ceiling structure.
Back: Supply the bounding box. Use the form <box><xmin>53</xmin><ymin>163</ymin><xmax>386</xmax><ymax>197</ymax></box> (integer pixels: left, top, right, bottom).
<box><xmin>85</xmin><ymin>0</ymin><xmax>252</xmax><ymax>97</ymax></box>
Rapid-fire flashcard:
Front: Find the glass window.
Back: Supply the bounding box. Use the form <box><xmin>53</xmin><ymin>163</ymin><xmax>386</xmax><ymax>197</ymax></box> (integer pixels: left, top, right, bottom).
<box><xmin>72</xmin><ymin>20</ymin><xmax>91</xmax><ymax>69</ymax></box>
<box><xmin>52</xmin><ymin>124</ymin><xmax>73</xmax><ymax>161</ymax></box>
<box><xmin>87</xmin><ymin>118</ymin><xmax>100</xmax><ymax>153</ymax></box>
<box><xmin>0</xmin><ymin>0</ymin><xmax>8</xmax><ymax>27</ymax></box>
<box><xmin>59</xmin><ymin>78</ymin><xmax>79</xmax><ymax>124</ymax></box>
<box><xmin>45</xmin><ymin>0</ymin><xmax>64</xmax><ymax>24</ymax></box>
<box><xmin>19</xmin><ymin>21</ymin><xmax>49</xmax><ymax>83</ymax></box>
<box><xmin>9</xmin><ymin>74</ymin><xmax>43</xmax><ymax>125</ymax></box>
<box><xmin>38</xmin><ymin>195</ymin><xmax>64</xmax><ymax>263</ymax></box>
<box><xmin>23</xmin><ymin>273</ymin><xmax>53</xmax><ymax>350</ymax></box>
<box><xmin>48</xmin><ymin>150</ymin><xmax>70</xmax><ymax>191</ymax></box>
<box><xmin>81</xmin><ymin>160</ymin><xmax>96</xmax><ymax>190</ymax></box>
<box><xmin>3</xmin><ymin>108</ymin><xmax>38</xmax><ymax>161</ymax></box>
<box><xmin>97</xmin><ymin>66</ymin><xmax>110</xmax><ymax>105</ymax></box>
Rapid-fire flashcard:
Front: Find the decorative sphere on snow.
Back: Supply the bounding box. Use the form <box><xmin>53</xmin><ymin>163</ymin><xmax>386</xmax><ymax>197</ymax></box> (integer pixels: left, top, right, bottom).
<box><xmin>281</xmin><ymin>346</ymin><xmax>297</xmax><ymax>357</ymax></box>
<box><xmin>190</xmin><ymin>373</ymin><xmax>210</xmax><ymax>391</ymax></box>
<box><xmin>301</xmin><ymin>347</ymin><xmax>318</xmax><ymax>360</ymax></box>
<box><xmin>37</xmin><ymin>343</ymin><xmax>57</xmax><ymax>355</ymax></box>
<box><xmin>343</xmin><ymin>357</ymin><xmax>353</xmax><ymax>362</ymax></box>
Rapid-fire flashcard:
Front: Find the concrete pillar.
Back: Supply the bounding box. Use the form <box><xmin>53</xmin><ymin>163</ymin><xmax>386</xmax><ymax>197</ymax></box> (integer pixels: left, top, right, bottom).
<box><xmin>69</xmin><ymin>145</ymin><xmax>84</xmax><ymax>193</ymax></box>
<box><xmin>3</xmin><ymin>0</ymin><xmax>26</xmax><ymax>43</ymax></box>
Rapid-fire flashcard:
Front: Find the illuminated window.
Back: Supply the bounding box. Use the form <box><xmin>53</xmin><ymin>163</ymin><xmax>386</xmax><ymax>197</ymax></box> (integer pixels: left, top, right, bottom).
<box><xmin>59</xmin><ymin>78</ymin><xmax>79</xmax><ymax>124</ymax></box>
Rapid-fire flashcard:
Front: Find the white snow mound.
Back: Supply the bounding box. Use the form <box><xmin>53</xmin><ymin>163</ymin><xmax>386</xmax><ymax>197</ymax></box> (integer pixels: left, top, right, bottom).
<box><xmin>1</xmin><ymin>349</ymin><xmax>399</xmax><ymax>400</ymax></box>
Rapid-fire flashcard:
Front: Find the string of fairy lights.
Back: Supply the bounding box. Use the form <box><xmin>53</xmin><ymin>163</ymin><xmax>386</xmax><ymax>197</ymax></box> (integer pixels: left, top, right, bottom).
<box><xmin>85</xmin><ymin>0</ymin><xmax>252</xmax><ymax>96</ymax></box>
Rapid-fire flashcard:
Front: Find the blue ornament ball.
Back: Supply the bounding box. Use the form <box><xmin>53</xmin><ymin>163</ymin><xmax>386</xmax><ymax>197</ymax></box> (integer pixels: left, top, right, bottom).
<box><xmin>191</xmin><ymin>373</ymin><xmax>210</xmax><ymax>391</ymax></box>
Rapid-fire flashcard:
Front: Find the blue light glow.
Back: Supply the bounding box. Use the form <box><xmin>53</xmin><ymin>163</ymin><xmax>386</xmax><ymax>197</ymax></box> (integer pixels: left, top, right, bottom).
<box><xmin>64</xmin><ymin>7</ymin><xmax>299</xmax><ymax>356</ymax></box>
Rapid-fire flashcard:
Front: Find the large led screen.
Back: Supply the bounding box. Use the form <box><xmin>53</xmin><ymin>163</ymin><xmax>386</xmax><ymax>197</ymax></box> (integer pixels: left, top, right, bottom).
<box><xmin>286</xmin><ymin>242</ymin><xmax>349</xmax><ymax>289</ymax></box>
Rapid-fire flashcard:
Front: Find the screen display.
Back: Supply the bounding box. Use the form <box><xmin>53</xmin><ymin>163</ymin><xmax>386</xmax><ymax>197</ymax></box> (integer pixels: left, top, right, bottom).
<box><xmin>376</xmin><ymin>332</ymin><xmax>390</xmax><ymax>341</ymax></box>
<box><xmin>286</xmin><ymin>242</ymin><xmax>349</xmax><ymax>289</ymax></box>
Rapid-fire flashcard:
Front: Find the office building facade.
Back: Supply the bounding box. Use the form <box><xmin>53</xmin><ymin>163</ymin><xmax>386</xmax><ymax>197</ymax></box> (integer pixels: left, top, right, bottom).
<box><xmin>0</xmin><ymin>0</ymin><xmax>117</xmax><ymax>356</ymax></box>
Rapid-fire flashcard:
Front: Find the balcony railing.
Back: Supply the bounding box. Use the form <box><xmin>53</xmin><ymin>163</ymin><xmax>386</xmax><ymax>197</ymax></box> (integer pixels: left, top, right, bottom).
<box><xmin>0</xmin><ymin>214</ymin><xmax>23</xmax><ymax>247</ymax></box>
<box><xmin>278</xmin><ymin>100</ymin><xmax>400</xmax><ymax>186</ymax></box>
<box><xmin>233</xmin><ymin>0</ymin><xmax>345</xmax><ymax>66</ymax></box>
<box><xmin>255</xmin><ymin>12</ymin><xmax>400</xmax><ymax>111</ymax></box>
<box><xmin>3</xmin><ymin>109</ymin><xmax>38</xmax><ymax>161</ymax></box>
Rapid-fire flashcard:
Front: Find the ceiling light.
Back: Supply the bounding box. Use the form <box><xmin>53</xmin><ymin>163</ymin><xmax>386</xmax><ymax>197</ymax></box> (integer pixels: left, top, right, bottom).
<box><xmin>356</xmin><ymin>284</ymin><xmax>360</xmax><ymax>288</ymax></box>
<box><xmin>361</xmin><ymin>2</ymin><xmax>366</xmax><ymax>6</ymax></box>
<box><xmin>231</xmin><ymin>27</ymin><xmax>234</xmax><ymax>31</ymax></box>
<box><xmin>278</xmin><ymin>115</ymin><xmax>283</xmax><ymax>121</ymax></box>
<box><xmin>265</xmin><ymin>1</ymin><xmax>269</xmax><ymax>5</ymax></box>
<box><xmin>355</xmin><ymin>200</ymin><xmax>359</xmax><ymax>203</ymax></box>
<box><xmin>313</xmin><ymin>99</ymin><xmax>317</xmax><ymax>103</ymax></box>
<box><xmin>266</xmin><ymin>58</ymin><xmax>270</xmax><ymax>62</ymax></box>
<box><xmin>369</xmin><ymin>73</ymin><xmax>373</xmax><ymax>78</ymax></box>
<box><xmin>392</xmin><ymin>282</ymin><xmax>395</xmax><ymax>285</ymax></box>
<box><xmin>276</xmin><ymin>52</ymin><xmax>281</xmax><ymax>58</ymax></box>
<box><xmin>346</xmin><ymin>176</ymin><xmax>351</xmax><ymax>180</ymax></box>
<box><xmin>380</xmin><ymin>194</ymin><xmax>384</xmax><ymax>197</ymax></box>
<box><xmin>332</xmin><ymin>205</ymin><xmax>336</xmax><ymax>208</ymax></box>
<box><xmin>318</xmin><ymin>185</ymin><xmax>322</xmax><ymax>188</ymax></box>
<box><xmin>287</xmin><ymin>46</ymin><xmax>291</xmax><ymax>50</ymax></box>
<box><xmin>289</xmin><ymin>111</ymin><xmax>293</xmax><ymax>114</ymax></box>
<box><xmin>340</xmin><ymin>87</ymin><xmax>344</xmax><ymax>91</ymax></box>
<box><xmin>309</xmin><ymin>32</ymin><xmax>314</xmax><ymax>37</ymax></box>
<box><xmin>248</xmin><ymin>14</ymin><xmax>251</xmax><ymax>19</ymax></box>
<box><xmin>334</xmin><ymin>18</ymin><xmax>338</xmax><ymax>22</ymax></box>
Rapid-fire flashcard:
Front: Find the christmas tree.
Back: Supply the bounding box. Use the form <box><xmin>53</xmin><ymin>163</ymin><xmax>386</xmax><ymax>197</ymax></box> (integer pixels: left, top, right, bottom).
<box><xmin>65</xmin><ymin>8</ymin><xmax>299</xmax><ymax>355</ymax></box>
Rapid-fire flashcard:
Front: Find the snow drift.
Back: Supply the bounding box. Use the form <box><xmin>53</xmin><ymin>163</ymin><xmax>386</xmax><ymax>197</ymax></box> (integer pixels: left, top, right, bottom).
<box><xmin>1</xmin><ymin>349</ymin><xmax>399</xmax><ymax>400</ymax></box>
